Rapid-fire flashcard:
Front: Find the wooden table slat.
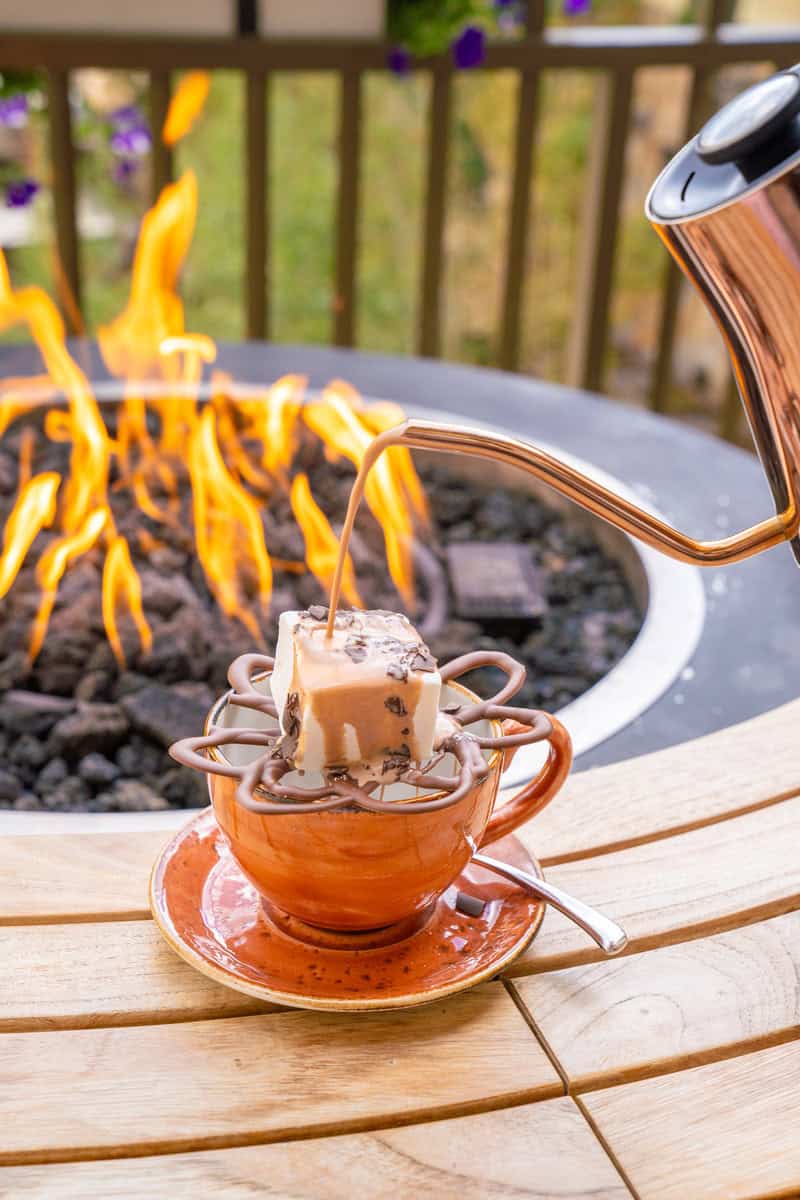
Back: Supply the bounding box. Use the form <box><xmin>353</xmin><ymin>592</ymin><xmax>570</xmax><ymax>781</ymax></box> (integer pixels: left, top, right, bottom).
<box><xmin>513</xmin><ymin>791</ymin><xmax>800</xmax><ymax>975</ymax></box>
<box><xmin>514</xmin><ymin>910</ymin><xmax>800</xmax><ymax>1090</ymax></box>
<box><xmin>584</xmin><ymin>1040</ymin><xmax>800</xmax><ymax>1200</ymax></box>
<box><xmin>0</xmin><ymin>983</ymin><xmax>562</xmax><ymax>1165</ymax></box>
<box><xmin>6</xmin><ymin>698</ymin><xmax>800</xmax><ymax>928</ymax></box>
<box><xmin>0</xmin><ymin>1097</ymin><xmax>629</xmax><ymax>1199</ymax></box>
<box><xmin>0</xmin><ymin>921</ymin><xmax>272</xmax><ymax>1032</ymax></box>
<box><xmin>526</xmin><ymin>696</ymin><xmax>800</xmax><ymax>865</ymax></box>
<box><xmin>0</xmin><ymin>832</ymin><xmax>164</xmax><ymax>925</ymax></box>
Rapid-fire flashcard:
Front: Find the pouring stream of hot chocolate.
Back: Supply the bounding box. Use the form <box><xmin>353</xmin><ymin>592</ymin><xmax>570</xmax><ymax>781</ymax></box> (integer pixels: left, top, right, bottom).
<box><xmin>325</xmin><ymin>411</ymin><xmax>791</xmax><ymax>635</ymax></box>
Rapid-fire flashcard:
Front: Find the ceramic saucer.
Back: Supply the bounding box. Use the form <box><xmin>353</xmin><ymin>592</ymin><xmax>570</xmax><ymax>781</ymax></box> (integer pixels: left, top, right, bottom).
<box><xmin>150</xmin><ymin>807</ymin><xmax>545</xmax><ymax>1012</ymax></box>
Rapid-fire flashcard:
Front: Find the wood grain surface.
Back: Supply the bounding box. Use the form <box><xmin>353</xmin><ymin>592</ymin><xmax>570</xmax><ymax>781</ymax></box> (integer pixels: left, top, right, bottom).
<box><xmin>2</xmin><ymin>699</ymin><xmax>800</xmax><ymax>1195</ymax></box>
<box><xmin>0</xmin><ymin>982</ymin><xmax>562</xmax><ymax>1164</ymax></box>
<box><xmin>514</xmin><ymin>792</ymin><xmax>800</xmax><ymax>974</ymax></box>
<box><xmin>0</xmin><ymin>1098</ymin><xmax>628</xmax><ymax>1198</ymax></box>
<box><xmin>526</xmin><ymin>696</ymin><xmax>800</xmax><ymax>864</ymax></box>
<box><xmin>514</xmin><ymin>910</ymin><xmax>800</xmax><ymax>1088</ymax></box>
<box><xmin>584</xmin><ymin>1040</ymin><xmax>800</xmax><ymax>1200</ymax></box>
<box><xmin>0</xmin><ymin>921</ymin><xmax>273</xmax><ymax>1031</ymax></box>
<box><xmin>0</xmin><ymin>832</ymin><xmax>162</xmax><ymax>924</ymax></box>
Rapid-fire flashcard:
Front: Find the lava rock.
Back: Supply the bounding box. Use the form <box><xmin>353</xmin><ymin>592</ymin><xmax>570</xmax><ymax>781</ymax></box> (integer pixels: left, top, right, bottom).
<box><xmin>0</xmin><ymin>689</ymin><xmax>75</xmax><ymax>736</ymax></box>
<box><xmin>139</xmin><ymin>570</ymin><xmax>201</xmax><ymax>618</ymax></box>
<box><xmin>0</xmin><ymin>652</ymin><xmax>31</xmax><ymax>691</ymax></box>
<box><xmin>95</xmin><ymin>779</ymin><xmax>169</xmax><ymax>812</ymax></box>
<box><xmin>160</xmin><ymin>766</ymin><xmax>209</xmax><ymax>808</ymax></box>
<box><xmin>11</xmin><ymin>792</ymin><xmax>40</xmax><ymax>811</ymax></box>
<box><xmin>113</xmin><ymin>672</ymin><xmax>152</xmax><ymax>699</ymax></box>
<box><xmin>74</xmin><ymin>670</ymin><xmax>112</xmax><ymax>702</ymax></box>
<box><xmin>78</xmin><ymin>753</ymin><xmax>120</xmax><ymax>788</ymax></box>
<box><xmin>41</xmin><ymin>776</ymin><xmax>91</xmax><ymax>811</ymax></box>
<box><xmin>0</xmin><ymin>769</ymin><xmax>20</xmax><ymax>802</ymax></box>
<box><xmin>49</xmin><ymin>703</ymin><xmax>130</xmax><ymax>760</ymax></box>
<box><xmin>9</xmin><ymin>734</ymin><xmax>47</xmax><ymax>771</ymax></box>
<box><xmin>115</xmin><ymin>735</ymin><xmax>167</xmax><ymax>777</ymax></box>
<box><xmin>36</xmin><ymin>756</ymin><xmax>69</xmax><ymax>793</ymax></box>
<box><xmin>120</xmin><ymin>683</ymin><xmax>211</xmax><ymax>749</ymax></box>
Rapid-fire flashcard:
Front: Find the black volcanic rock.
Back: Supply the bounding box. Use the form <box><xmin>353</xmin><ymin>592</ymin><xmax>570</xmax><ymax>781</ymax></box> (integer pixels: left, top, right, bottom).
<box><xmin>120</xmin><ymin>683</ymin><xmax>210</xmax><ymax>749</ymax></box>
<box><xmin>49</xmin><ymin>703</ymin><xmax>129</xmax><ymax>760</ymax></box>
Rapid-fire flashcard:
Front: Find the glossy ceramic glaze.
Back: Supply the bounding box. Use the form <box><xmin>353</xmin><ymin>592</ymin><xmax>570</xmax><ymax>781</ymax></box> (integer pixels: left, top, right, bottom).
<box><xmin>204</xmin><ymin>678</ymin><xmax>571</xmax><ymax>932</ymax></box>
<box><xmin>149</xmin><ymin>807</ymin><xmax>545</xmax><ymax>1011</ymax></box>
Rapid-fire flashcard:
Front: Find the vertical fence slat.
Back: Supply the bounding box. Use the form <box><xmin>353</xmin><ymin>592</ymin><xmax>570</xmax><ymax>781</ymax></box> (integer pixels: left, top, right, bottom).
<box><xmin>334</xmin><ymin>70</ymin><xmax>362</xmax><ymax>347</ymax></box>
<box><xmin>418</xmin><ymin>64</ymin><xmax>452</xmax><ymax>358</ymax></box>
<box><xmin>565</xmin><ymin>68</ymin><xmax>633</xmax><ymax>392</ymax></box>
<box><xmin>649</xmin><ymin>67</ymin><xmax>711</xmax><ymax>413</ymax></box>
<box><xmin>47</xmin><ymin>70</ymin><xmax>82</xmax><ymax>332</ymax></box>
<box><xmin>649</xmin><ymin>0</ymin><xmax>734</xmax><ymax>415</ymax></box>
<box><xmin>245</xmin><ymin>70</ymin><xmax>268</xmax><ymax>340</ymax></box>
<box><xmin>149</xmin><ymin>70</ymin><xmax>173</xmax><ymax>202</ymax></box>
<box><xmin>498</xmin><ymin>0</ymin><xmax>546</xmax><ymax>372</ymax></box>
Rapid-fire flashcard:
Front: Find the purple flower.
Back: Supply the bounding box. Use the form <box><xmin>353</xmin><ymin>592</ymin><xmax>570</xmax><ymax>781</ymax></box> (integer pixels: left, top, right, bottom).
<box><xmin>110</xmin><ymin>124</ymin><xmax>152</xmax><ymax>157</ymax></box>
<box><xmin>388</xmin><ymin>45</ymin><xmax>412</xmax><ymax>76</ymax></box>
<box><xmin>110</xmin><ymin>104</ymin><xmax>145</xmax><ymax>128</ymax></box>
<box><xmin>563</xmin><ymin>0</ymin><xmax>591</xmax><ymax>13</ymax></box>
<box><xmin>0</xmin><ymin>94</ymin><xmax>29</xmax><ymax>129</ymax></box>
<box><xmin>112</xmin><ymin>158</ymin><xmax>138</xmax><ymax>186</ymax></box>
<box><xmin>452</xmin><ymin>25</ymin><xmax>486</xmax><ymax>70</ymax></box>
<box><xmin>6</xmin><ymin>178</ymin><xmax>39</xmax><ymax>208</ymax></box>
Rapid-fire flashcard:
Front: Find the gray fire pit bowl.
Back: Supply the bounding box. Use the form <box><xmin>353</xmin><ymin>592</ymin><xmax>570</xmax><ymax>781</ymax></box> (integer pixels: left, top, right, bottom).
<box><xmin>1</xmin><ymin>339</ymin><xmax>797</xmax><ymax>831</ymax></box>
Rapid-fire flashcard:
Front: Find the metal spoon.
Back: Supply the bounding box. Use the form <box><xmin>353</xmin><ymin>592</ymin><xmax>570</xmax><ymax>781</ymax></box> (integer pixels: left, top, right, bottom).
<box><xmin>470</xmin><ymin>849</ymin><xmax>628</xmax><ymax>956</ymax></box>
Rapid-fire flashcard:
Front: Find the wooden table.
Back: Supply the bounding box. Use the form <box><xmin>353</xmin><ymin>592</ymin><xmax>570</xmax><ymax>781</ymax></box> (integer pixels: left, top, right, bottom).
<box><xmin>1</xmin><ymin>699</ymin><xmax>799</xmax><ymax>1199</ymax></box>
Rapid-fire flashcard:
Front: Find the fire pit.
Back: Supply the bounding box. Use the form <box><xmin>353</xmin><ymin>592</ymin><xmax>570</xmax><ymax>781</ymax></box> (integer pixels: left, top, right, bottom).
<box><xmin>0</xmin><ymin>172</ymin><xmax>713</xmax><ymax>823</ymax></box>
<box><xmin>0</xmin><ymin>373</ymin><xmax>654</xmax><ymax>814</ymax></box>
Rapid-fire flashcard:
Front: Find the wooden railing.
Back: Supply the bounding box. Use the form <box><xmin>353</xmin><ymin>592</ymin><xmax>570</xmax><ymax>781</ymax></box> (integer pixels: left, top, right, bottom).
<box><xmin>2</xmin><ymin>5</ymin><xmax>800</xmax><ymax>436</ymax></box>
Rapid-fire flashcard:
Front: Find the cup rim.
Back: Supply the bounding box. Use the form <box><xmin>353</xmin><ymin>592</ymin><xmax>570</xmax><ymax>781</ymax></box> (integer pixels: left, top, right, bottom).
<box><xmin>204</xmin><ymin>673</ymin><xmax>506</xmax><ymax>805</ymax></box>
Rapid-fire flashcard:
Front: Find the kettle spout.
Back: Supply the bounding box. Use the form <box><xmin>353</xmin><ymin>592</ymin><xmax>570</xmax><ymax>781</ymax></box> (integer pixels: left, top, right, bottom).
<box><xmin>393</xmin><ymin>418</ymin><xmax>798</xmax><ymax>567</ymax></box>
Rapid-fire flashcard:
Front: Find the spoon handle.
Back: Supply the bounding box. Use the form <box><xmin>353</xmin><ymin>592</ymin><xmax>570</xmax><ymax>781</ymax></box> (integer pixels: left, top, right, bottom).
<box><xmin>472</xmin><ymin>851</ymin><xmax>628</xmax><ymax>956</ymax></box>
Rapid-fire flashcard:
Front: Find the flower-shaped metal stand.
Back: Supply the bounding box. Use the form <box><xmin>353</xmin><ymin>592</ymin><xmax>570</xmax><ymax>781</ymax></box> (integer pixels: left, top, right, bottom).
<box><xmin>170</xmin><ymin>650</ymin><xmax>555</xmax><ymax>815</ymax></box>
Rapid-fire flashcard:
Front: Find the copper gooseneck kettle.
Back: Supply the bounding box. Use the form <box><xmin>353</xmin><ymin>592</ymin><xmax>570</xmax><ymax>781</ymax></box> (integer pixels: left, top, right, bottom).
<box><xmin>393</xmin><ymin>64</ymin><xmax>800</xmax><ymax>567</ymax></box>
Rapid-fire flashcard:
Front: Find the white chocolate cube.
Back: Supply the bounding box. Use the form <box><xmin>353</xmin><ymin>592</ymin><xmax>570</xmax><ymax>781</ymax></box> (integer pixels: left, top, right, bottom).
<box><xmin>271</xmin><ymin>609</ymin><xmax>441</xmax><ymax>778</ymax></box>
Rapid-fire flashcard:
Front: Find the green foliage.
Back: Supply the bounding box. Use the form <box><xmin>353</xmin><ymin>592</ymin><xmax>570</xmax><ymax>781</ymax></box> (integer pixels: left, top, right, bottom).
<box><xmin>387</xmin><ymin>0</ymin><xmax>493</xmax><ymax>56</ymax></box>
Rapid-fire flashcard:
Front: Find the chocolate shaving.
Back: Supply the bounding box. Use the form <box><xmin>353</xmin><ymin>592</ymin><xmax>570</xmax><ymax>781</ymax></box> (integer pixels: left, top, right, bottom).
<box><xmin>344</xmin><ymin>637</ymin><xmax>368</xmax><ymax>663</ymax></box>
<box><xmin>384</xmin><ymin>696</ymin><xmax>407</xmax><ymax>716</ymax></box>
<box><xmin>410</xmin><ymin>648</ymin><xmax>436</xmax><ymax>673</ymax></box>
<box><xmin>283</xmin><ymin>692</ymin><xmax>301</xmax><ymax>739</ymax></box>
<box><xmin>307</xmin><ymin>605</ymin><xmax>329</xmax><ymax>622</ymax></box>
<box><xmin>386</xmin><ymin>663</ymin><xmax>408</xmax><ymax>682</ymax></box>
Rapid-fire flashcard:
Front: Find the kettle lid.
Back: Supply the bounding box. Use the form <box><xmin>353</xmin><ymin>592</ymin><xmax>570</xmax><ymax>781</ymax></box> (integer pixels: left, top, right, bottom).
<box><xmin>646</xmin><ymin>65</ymin><xmax>800</xmax><ymax>224</ymax></box>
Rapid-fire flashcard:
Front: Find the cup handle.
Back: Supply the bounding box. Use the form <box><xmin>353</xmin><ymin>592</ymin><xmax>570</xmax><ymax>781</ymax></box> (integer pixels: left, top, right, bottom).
<box><xmin>480</xmin><ymin>714</ymin><xmax>572</xmax><ymax>847</ymax></box>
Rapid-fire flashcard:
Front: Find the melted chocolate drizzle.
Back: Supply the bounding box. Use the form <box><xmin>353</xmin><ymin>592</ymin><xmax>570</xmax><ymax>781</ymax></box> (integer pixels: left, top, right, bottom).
<box><xmin>171</xmin><ymin>642</ymin><xmax>554</xmax><ymax>815</ymax></box>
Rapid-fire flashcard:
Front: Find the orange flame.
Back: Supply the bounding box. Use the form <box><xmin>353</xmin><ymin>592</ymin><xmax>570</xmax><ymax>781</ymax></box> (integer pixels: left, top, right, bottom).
<box><xmin>162</xmin><ymin>72</ymin><xmax>211</xmax><ymax>146</ymax></box>
<box><xmin>303</xmin><ymin>382</ymin><xmax>418</xmax><ymax>606</ymax></box>
<box><xmin>0</xmin><ymin>472</ymin><xmax>60</xmax><ymax>600</ymax></box>
<box><xmin>0</xmin><ymin>158</ymin><xmax>429</xmax><ymax>665</ymax></box>
<box><xmin>102</xmin><ymin>535</ymin><xmax>154</xmax><ymax>667</ymax></box>
<box><xmin>188</xmin><ymin>406</ymin><xmax>272</xmax><ymax>639</ymax></box>
<box><xmin>0</xmin><ymin>253</ymin><xmax>110</xmax><ymax>535</ymax></box>
<box><xmin>290</xmin><ymin>473</ymin><xmax>362</xmax><ymax>606</ymax></box>
<box><xmin>29</xmin><ymin>507</ymin><xmax>109</xmax><ymax>660</ymax></box>
<box><xmin>99</xmin><ymin>172</ymin><xmax>198</xmax><ymax>381</ymax></box>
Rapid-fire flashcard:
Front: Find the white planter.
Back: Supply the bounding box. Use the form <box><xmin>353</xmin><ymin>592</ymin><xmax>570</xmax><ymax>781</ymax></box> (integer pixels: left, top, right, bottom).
<box><xmin>259</xmin><ymin>0</ymin><xmax>385</xmax><ymax>38</ymax></box>
<box><xmin>0</xmin><ymin>0</ymin><xmax>235</xmax><ymax>35</ymax></box>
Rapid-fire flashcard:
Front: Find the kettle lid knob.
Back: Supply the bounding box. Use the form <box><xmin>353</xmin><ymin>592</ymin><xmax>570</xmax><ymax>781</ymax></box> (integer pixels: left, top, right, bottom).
<box><xmin>696</xmin><ymin>68</ymin><xmax>800</xmax><ymax>165</ymax></box>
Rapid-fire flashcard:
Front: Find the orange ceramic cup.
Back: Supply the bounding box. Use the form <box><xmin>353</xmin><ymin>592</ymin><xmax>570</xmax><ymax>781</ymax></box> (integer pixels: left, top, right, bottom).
<box><xmin>190</xmin><ymin>675</ymin><xmax>571</xmax><ymax>933</ymax></box>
